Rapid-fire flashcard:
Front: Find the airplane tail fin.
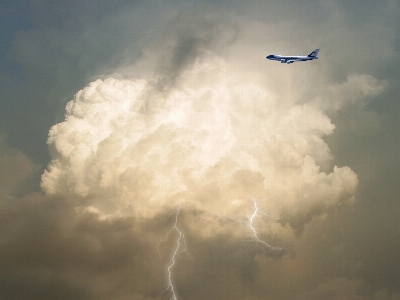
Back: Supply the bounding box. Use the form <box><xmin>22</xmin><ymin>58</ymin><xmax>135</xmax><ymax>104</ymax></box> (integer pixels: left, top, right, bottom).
<box><xmin>308</xmin><ymin>49</ymin><xmax>320</xmax><ymax>57</ymax></box>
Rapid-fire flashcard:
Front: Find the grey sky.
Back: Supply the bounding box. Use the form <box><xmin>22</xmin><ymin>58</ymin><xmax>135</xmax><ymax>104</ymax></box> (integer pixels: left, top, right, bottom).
<box><xmin>1</xmin><ymin>1</ymin><xmax>400</xmax><ymax>299</ymax></box>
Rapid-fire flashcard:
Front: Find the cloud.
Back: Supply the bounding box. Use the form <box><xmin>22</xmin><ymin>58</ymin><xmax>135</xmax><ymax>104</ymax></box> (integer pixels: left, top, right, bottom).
<box><xmin>0</xmin><ymin>136</ymin><xmax>36</xmax><ymax>199</ymax></box>
<box><xmin>297</xmin><ymin>278</ymin><xmax>366</xmax><ymax>300</ymax></box>
<box><xmin>0</xmin><ymin>194</ymin><xmax>164</xmax><ymax>300</ymax></box>
<box><xmin>297</xmin><ymin>278</ymin><xmax>400</xmax><ymax>300</ymax></box>
<box><xmin>313</xmin><ymin>74</ymin><xmax>388</xmax><ymax>112</ymax></box>
<box><xmin>146</xmin><ymin>11</ymin><xmax>239</xmax><ymax>93</ymax></box>
<box><xmin>41</xmin><ymin>27</ymin><xmax>358</xmax><ymax>242</ymax></box>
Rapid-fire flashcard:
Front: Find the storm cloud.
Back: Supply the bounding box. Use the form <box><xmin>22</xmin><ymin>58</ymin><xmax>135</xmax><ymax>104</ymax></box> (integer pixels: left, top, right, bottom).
<box><xmin>1</xmin><ymin>1</ymin><xmax>400</xmax><ymax>299</ymax></box>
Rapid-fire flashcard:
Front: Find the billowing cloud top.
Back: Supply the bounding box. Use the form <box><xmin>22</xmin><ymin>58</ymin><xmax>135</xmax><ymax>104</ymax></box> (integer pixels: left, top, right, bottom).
<box><xmin>41</xmin><ymin>52</ymin><xmax>358</xmax><ymax>239</ymax></box>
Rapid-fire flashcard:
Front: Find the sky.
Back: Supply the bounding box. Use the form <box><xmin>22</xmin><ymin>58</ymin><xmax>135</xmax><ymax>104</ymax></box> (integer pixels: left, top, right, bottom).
<box><xmin>1</xmin><ymin>0</ymin><xmax>400</xmax><ymax>299</ymax></box>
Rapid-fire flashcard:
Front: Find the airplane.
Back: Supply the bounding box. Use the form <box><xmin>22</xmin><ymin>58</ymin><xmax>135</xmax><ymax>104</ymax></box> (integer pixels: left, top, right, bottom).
<box><xmin>266</xmin><ymin>49</ymin><xmax>320</xmax><ymax>64</ymax></box>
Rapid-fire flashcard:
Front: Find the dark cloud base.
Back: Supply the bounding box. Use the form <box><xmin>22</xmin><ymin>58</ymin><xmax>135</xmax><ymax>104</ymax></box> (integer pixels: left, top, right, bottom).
<box><xmin>0</xmin><ymin>194</ymin><xmax>160</xmax><ymax>300</ymax></box>
<box><xmin>2</xmin><ymin>192</ymin><xmax>399</xmax><ymax>300</ymax></box>
<box><xmin>0</xmin><ymin>194</ymin><xmax>284</xmax><ymax>299</ymax></box>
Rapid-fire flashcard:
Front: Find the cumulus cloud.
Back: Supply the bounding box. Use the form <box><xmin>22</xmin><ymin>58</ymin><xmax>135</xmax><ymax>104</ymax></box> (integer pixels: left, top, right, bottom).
<box><xmin>41</xmin><ymin>39</ymin><xmax>358</xmax><ymax>241</ymax></box>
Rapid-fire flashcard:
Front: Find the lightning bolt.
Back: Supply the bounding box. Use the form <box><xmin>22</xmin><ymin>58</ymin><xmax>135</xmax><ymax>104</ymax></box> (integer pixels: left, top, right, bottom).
<box><xmin>247</xmin><ymin>198</ymin><xmax>278</xmax><ymax>249</ymax></box>
<box><xmin>228</xmin><ymin>197</ymin><xmax>283</xmax><ymax>251</ymax></box>
<box><xmin>157</xmin><ymin>199</ymin><xmax>282</xmax><ymax>299</ymax></box>
<box><xmin>158</xmin><ymin>205</ymin><xmax>189</xmax><ymax>300</ymax></box>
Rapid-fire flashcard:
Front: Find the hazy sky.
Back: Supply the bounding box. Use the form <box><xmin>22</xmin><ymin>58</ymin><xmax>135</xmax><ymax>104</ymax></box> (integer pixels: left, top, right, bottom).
<box><xmin>1</xmin><ymin>1</ymin><xmax>400</xmax><ymax>299</ymax></box>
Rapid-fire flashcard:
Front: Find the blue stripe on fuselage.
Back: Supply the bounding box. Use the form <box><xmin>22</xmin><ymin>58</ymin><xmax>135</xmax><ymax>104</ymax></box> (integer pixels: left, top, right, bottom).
<box><xmin>266</xmin><ymin>55</ymin><xmax>317</xmax><ymax>61</ymax></box>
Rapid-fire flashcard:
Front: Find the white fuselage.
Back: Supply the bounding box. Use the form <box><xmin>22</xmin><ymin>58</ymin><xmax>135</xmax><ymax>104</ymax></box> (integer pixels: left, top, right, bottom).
<box><xmin>266</xmin><ymin>49</ymin><xmax>320</xmax><ymax>64</ymax></box>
